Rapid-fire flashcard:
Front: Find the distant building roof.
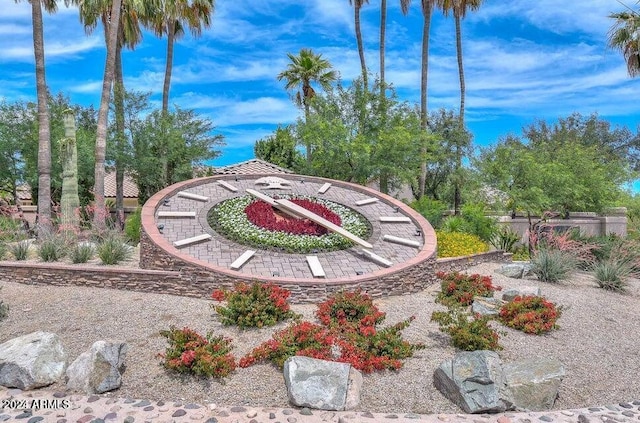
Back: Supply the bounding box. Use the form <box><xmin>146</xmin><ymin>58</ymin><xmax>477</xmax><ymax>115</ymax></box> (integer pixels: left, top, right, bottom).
<box><xmin>214</xmin><ymin>159</ymin><xmax>293</xmax><ymax>175</ymax></box>
<box><xmin>104</xmin><ymin>171</ymin><xmax>139</xmax><ymax>198</ymax></box>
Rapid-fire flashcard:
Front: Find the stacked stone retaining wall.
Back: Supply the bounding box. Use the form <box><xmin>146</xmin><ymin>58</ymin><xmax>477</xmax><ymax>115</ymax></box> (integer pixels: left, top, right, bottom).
<box><xmin>0</xmin><ymin>251</ymin><xmax>510</xmax><ymax>303</ymax></box>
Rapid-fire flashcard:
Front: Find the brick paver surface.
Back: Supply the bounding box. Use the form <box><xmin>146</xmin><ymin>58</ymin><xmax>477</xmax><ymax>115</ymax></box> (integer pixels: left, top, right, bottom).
<box><xmin>155</xmin><ymin>178</ymin><xmax>428</xmax><ymax>279</ymax></box>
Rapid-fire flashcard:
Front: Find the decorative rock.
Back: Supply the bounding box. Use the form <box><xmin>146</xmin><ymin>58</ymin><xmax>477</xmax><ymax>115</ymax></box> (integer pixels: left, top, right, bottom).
<box><xmin>433</xmin><ymin>350</ymin><xmax>512</xmax><ymax>414</ymax></box>
<box><xmin>503</xmin><ymin>358</ymin><xmax>565</xmax><ymax>411</ymax></box>
<box><xmin>66</xmin><ymin>341</ymin><xmax>128</xmax><ymax>394</ymax></box>
<box><xmin>472</xmin><ymin>297</ymin><xmax>505</xmax><ymax>317</ymax></box>
<box><xmin>283</xmin><ymin>356</ymin><xmax>363</xmax><ymax>411</ymax></box>
<box><xmin>172</xmin><ymin>409</ymin><xmax>187</xmax><ymax>417</ymax></box>
<box><xmin>230</xmin><ymin>406</ymin><xmax>246</xmax><ymax>412</ymax></box>
<box><xmin>496</xmin><ymin>264</ymin><xmax>527</xmax><ymax>278</ymax></box>
<box><xmin>204</xmin><ymin>418</ymin><xmax>219</xmax><ymax>423</ymax></box>
<box><xmin>502</xmin><ymin>287</ymin><xmax>542</xmax><ymax>303</ymax></box>
<box><xmin>300</xmin><ymin>408</ymin><xmax>313</xmax><ymax>415</ymax></box>
<box><xmin>0</xmin><ymin>332</ymin><xmax>67</xmax><ymax>390</ymax></box>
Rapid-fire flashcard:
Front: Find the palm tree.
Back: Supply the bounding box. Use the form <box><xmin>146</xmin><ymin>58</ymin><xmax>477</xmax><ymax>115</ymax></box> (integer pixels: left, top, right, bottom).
<box><xmin>350</xmin><ymin>0</ymin><xmax>370</xmax><ymax>89</ymax></box>
<box><xmin>437</xmin><ymin>0</ymin><xmax>483</xmax><ymax>125</ymax></box>
<box><xmin>438</xmin><ymin>0</ymin><xmax>482</xmax><ymax>214</ymax></box>
<box><xmin>380</xmin><ymin>0</ymin><xmax>412</xmax><ymax>98</ymax></box>
<box><xmin>72</xmin><ymin>0</ymin><xmax>122</xmax><ymax>227</ymax></box>
<box><xmin>76</xmin><ymin>0</ymin><xmax>150</xmax><ymax>228</ymax></box>
<box><xmin>146</xmin><ymin>0</ymin><xmax>215</xmax><ymax>113</ymax></box>
<box><xmin>402</xmin><ymin>0</ymin><xmax>436</xmax><ymax>198</ymax></box>
<box><xmin>277</xmin><ymin>48</ymin><xmax>337</xmax><ymax>162</ymax></box>
<box><xmin>17</xmin><ymin>0</ymin><xmax>59</xmax><ymax>232</ymax></box>
<box><xmin>608</xmin><ymin>9</ymin><xmax>640</xmax><ymax>77</ymax></box>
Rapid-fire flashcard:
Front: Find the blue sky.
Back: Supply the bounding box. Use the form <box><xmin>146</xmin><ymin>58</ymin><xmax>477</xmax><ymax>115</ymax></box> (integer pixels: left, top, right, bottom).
<box><xmin>1</xmin><ymin>0</ymin><xmax>639</xmax><ymax>167</ymax></box>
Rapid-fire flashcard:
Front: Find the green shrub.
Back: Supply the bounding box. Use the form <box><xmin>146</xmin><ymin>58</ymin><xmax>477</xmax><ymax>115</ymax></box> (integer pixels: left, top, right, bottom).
<box><xmin>124</xmin><ymin>208</ymin><xmax>142</xmax><ymax>245</ymax></box>
<box><xmin>531</xmin><ymin>248</ymin><xmax>576</xmax><ymax>283</ymax></box>
<box><xmin>592</xmin><ymin>258</ymin><xmax>632</xmax><ymax>293</ymax></box>
<box><xmin>97</xmin><ymin>233</ymin><xmax>132</xmax><ymax>265</ymax></box>
<box><xmin>440</xmin><ymin>215</ymin><xmax>468</xmax><ymax>234</ymax></box>
<box><xmin>37</xmin><ymin>235</ymin><xmax>68</xmax><ymax>262</ymax></box>
<box><xmin>10</xmin><ymin>240</ymin><xmax>31</xmax><ymax>261</ymax></box>
<box><xmin>435</xmin><ymin>271</ymin><xmax>501</xmax><ymax>307</ymax></box>
<box><xmin>490</xmin><ymin>227</ymin><xmax>520</xmax><ymax>253</ymax></box>
<box><xmin>512</xmin><ymin>246</ymin><xmax>530</xmax><ymax>261</ymax></box>
<box><xmin>460</xmin><ymin>203</ymin><xmax>498</xmax><ymax>243</ymax></box>
<box><xmin>211</xmin><ymin>283</ymin><xmax>299</xmax><ymax>328</ymax></box>
<box><xmin>71</xmin><ymin>243</ymin><xmax>95</xmax><ymax>264</ymax></box>
<box><xmin>498</xmin><ymin>295</ymin><xmax>562</xmax><ymax>334</ymax></box>
<box><xmin>0</xmin><ymin>216</ymin><xmax>23</xmax><ymax>242</ymax></box>
<box><xmin>159</xmin><ymin>326</ymin><xmax>236</xmax><ymax>378</ymax></box>
<box><xmin>431</xmin><ymin>308</ymin><xmax>502</xmax><ymax>351</ymax></box>
<box><xmin>409</xmin><ymin>197</ymin><xmax>447</xmax><ymax>229</ymax></box>
<box><xmin>436</xmin><ymin>231</ymin><xmax>489</xmax><ymax>258</ymax></box>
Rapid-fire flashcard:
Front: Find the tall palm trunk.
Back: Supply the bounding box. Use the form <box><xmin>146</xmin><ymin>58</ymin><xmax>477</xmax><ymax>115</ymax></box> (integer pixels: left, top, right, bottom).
<box><xmin>114</xmin><ymin>37</ymin><xmax>126</xmax><ymax>230</ymax></box>
<box><xmin>31</xmin><ymin>0</ymin><xmax>52</xmax><ymax>232</ymax></box>
<box><xmin>354</xmin><ymin>3</ymin><xmax>368</xmax><ymax>89</ymax></box>
<box><xmin>379</xmin><ymin>0</ymin><xmax>386</xmax><ymax>98</ymax></box>
<box><xmin>418</xmin><ymin>1</ymin><xmax>433</xmax><ymax>199</ymax></box>
<box><xmin>162</xmin><ymin>22</ymin><xmax>176</xmax><ymax>114</ymax></box>
<box><xmin>94</xmin><ymin>0</ymin><xmax>122</xmax><ymax>228</ymax></box>
<box><xmin>453</xmin><ymin>12</ymin><xmax>465</xmax><ymax>215</ymax></box>
<box><xmin>454</xmin><ymin>14</ymin><xmax>465</xmax><ymax>123</ymax></box>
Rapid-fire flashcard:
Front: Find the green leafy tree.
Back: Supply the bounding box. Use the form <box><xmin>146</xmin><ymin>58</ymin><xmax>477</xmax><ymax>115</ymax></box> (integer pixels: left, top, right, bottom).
<box><xmin>475</xmin><ymin>116</ymin><xmax>635</xmax><ymax>218</ymax></box>
<box><xmin>277</xmin><ymin>48</ymin><xmax>338</xmax><ymax>162</ymax></box>
<box><xmin>254</xmin><ymin>126</ymin><xmax>304</xmax><ymax>172</ymax></box>
<box><xmin>293</xmin><ymin>78</ymin><xmax>422</xmax><ymax>194</ymax></box>
<box><xmin>608</xmin><ymin>6</ymin><xmax>640</xmax><ymax>77</ymax></box>
<box><xmin>130</xmin><ymin>108</ymin><xmax>224</xmax><ymax>204</ymax></box>
<box><xmin>0</xmin><ymin>102</ymin><xmax>30</xmax><ymax>204</ymax></box>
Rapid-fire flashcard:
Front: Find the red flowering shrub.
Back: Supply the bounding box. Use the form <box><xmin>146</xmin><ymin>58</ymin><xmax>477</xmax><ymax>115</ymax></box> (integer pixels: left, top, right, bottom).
<box><xmin>240</xmin><ymin>291</ymin><xmax>425</xmax><ymax>373</ymax></box>
<box><xmin>159</xmin><ymin>326</ymin><xmax>236</xmax><ymax>378</ymax></box>
<box><xmin>316</xmin><ymin>290</ymin><xmax>386</xmax><ymax>334</ymax></box>
<box><xmin>435</xmin><ymin>271</ymin><xmax>501</xmax><ymax>307</ymax></box>
<box><xmin>498</xmin><ymin>295</ymin><xmax>562</xmax><ymax>334</ymax></box>
<box><xmin>211</xmin><ymin>282</ymin><xmax>299</xmax><ymax>328</ymax></box>
<box><xmin>244</xmin><ymin>199</ymin><xmax>341</xmax><ymax>236</ymax></box>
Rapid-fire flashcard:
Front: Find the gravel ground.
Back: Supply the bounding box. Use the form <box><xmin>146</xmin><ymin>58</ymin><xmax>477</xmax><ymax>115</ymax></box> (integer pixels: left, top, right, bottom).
<box><xmin>1</xmin><ymin>261</ymin><xmax>640</xmax><ymax>414</ymax></box>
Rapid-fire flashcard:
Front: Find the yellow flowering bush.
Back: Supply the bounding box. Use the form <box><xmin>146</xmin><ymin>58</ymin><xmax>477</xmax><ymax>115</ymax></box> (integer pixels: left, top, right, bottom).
<box><xmin>437</xmin><ymin>231</ymin><xmax>489</xmax><ymax>258</ymax></box>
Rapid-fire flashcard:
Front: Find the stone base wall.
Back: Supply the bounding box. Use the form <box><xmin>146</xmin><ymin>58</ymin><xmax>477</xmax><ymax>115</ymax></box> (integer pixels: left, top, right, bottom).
<box><xmin>0</xmin><ymin>251</ymin><xmax>510</xmax><ymax>304</ymax></box>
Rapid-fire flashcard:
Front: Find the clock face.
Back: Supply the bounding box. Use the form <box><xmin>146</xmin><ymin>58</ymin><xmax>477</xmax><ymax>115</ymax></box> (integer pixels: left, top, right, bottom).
<box><xmin>154</xmin><ymin>175</ymin><xmax>430</xmax><ymax>280</ymax></box>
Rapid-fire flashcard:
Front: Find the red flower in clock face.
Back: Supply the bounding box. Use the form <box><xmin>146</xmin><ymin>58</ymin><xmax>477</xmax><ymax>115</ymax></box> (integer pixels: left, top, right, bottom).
<box><xmin>244</xmin><ymin>198</ymin><xmax>342</xmax><ymax>236</ymax></box>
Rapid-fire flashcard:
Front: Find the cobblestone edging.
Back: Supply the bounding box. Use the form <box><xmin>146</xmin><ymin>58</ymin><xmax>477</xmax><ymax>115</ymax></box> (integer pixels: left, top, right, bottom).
<box><xmin>1</xmin><ymin>387</ymin><xmax>639</xmax><ymax>423</ymax></box>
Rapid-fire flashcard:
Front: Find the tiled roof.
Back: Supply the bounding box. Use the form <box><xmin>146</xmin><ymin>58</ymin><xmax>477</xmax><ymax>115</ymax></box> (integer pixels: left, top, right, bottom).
<box><xmin>104</xmin><ymin>171</ymin><xmax>139</xmax><ymax>198</ymax></box>
<box><xmin>16</xmin><ymin>185</ymin><xmax>31</xmax><ymax>201</ymax></box>
<box><xmin>214</xmin><ymin>159</ymin><xmax>293</xmax><ymax>175</ymax></box>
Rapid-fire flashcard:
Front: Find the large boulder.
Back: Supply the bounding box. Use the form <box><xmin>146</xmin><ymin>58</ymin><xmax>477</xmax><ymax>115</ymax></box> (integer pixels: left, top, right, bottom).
<box><xmin>433</xmin><ymin>350</ymin><xmax>512</xmax><ymax>414</ymax></box>
<box><xmin>0</xmin><ymin>331</ymin><xmax>67</xmax><ymax>390</ymax></box>
<box><xmin>501</xmin><ymin>286</ymin><xmax>541</xmax><ymax>302</ymax></box>
<box><xmin>283</xmin><ymin>356</ymin><xmax>362</xmax><ymax>411</ymax></box>
<box><xmin>66</xmin><ymin>340</ymin><xmax>128</xmax><ymax>394</ymax></box>
<box><xmin>503</xmin><ymin>358</ymin><xmax>565</xmax><ymax>411</ymax></box>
